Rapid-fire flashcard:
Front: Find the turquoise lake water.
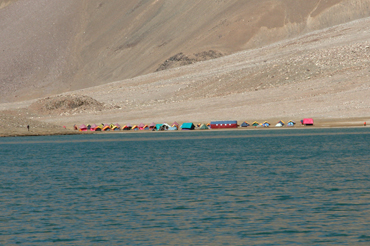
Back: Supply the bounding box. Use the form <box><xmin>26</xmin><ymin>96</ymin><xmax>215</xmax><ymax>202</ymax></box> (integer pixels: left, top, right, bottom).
<box><xmin>1</xmin><ymin>128</ymin><xmax>370</xmax><ymax>245</ymax></box>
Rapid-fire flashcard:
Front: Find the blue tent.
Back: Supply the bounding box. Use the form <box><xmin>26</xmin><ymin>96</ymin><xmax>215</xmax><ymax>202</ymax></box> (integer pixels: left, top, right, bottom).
<box><xmin>241</xmin><ymin>122</ymin><xmax>250</xmax><ymax>127</ymax></box>
<box><xmin>181</xmin><ymin>122</ymin><xmax>195</xmax><ymax>130</ymax></box>
<box><xmin>156</xmin><ymin>124</ymin><xmax>163</xmax><ymax>130</ymax></box>
<box><xmin>287</xmin><ymin>120</ymin><xmax>295</xmax><ymax>127</ymax></box>
<box><xmin>262</xmin><ymin>122</ymin><xmax>270</xmax><ymax>127</ymax></box>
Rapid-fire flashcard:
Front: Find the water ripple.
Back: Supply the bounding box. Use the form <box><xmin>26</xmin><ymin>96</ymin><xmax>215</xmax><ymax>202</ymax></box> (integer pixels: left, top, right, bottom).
<box><xmin>1</xmin><ymin>128</ymin><xmax>370</xmax><ymax>245</ymax></box>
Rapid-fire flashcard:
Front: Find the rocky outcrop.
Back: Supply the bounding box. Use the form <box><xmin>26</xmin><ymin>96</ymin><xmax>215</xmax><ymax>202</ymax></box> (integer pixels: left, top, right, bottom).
<box><xmin>29</xmin><ymin>94</ymin><xmax>109</xmax><ymax>115</ymax></box>
<box><xmin>156</xmin><ymin>50</ymin><xmax>223</xmax><ymax>71</ymax></box>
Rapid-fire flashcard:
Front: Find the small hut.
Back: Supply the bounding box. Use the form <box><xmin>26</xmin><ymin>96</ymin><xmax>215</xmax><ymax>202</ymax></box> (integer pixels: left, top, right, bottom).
<box><xmin>210</xmin><ymin>120</ymin><xmax>238</xmax><ymax>129</ymax></box>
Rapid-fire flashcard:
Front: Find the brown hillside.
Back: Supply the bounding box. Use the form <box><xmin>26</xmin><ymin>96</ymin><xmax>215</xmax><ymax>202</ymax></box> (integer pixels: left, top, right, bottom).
<box><xmin>0</xmin><ymin>16</ymin><xmax>370</xmax><ymax>135</ymax></box>
<box><xmin>1</xmin><ymin>0</ymin><xmax>370</xmax><ymax>103</ymax></box>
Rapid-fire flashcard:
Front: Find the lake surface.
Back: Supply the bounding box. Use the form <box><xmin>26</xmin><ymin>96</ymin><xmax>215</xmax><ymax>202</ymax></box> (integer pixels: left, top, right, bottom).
<box><xmin>1</xmin><ymin>128</ymin><xmax>370</xmax><ymax>245</ymax></box>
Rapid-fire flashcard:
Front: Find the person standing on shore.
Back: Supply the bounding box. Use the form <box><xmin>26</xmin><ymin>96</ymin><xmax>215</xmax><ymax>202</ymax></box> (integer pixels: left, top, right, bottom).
<box><xmin>27</xmin><ymin>125</ymin><xmax>29</xmax><ymax>131</ymax></box>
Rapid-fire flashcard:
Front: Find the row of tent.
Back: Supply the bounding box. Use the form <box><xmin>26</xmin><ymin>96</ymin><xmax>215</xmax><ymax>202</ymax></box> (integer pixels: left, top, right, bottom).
<box><xmin>76</xmin><ymin>122</ymin><xmax>202</xmax><ymax>131</ymax></box>
<box><xmin>75</xmin><ymin>118</ymin><xmax>313</xmax><ymax>131</ymax></box>
<box><xmin>240</xmin><ymin>120</ymin><xmax>296</xmax><ymax>127</ymax></box>
<box><xmin>242</xmin><ymin>119</ymin><xmax>314</xmax><ymax>127</ymax></box>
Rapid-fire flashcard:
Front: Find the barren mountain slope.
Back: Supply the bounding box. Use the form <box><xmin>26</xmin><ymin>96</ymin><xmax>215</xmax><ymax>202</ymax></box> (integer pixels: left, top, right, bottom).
<box><xmin>0</xmin><ymin>16</ymin><xmax>366</xmax><ymax>131</ymax></box>
<box><xmin>1</xmin><ymin>0</ymin><xmax>370</xmax><ymax>103</ymax></box>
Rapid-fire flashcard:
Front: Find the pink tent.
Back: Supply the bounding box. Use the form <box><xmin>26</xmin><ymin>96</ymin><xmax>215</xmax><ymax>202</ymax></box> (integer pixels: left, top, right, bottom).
<box><xmin>149</xmin><ymin>122</ymin><xmax>156</xmax><ymax>129</ymax></box>
<box><xmin>90</xmin><ymin>124</ymin><xmax>98</xmax><ymax>131</ymax></box>
<box><xmin>303</xmin><ymin>118</ymin><xmax>314</xmax><ymax>125</ymax></box>
<box><xmin>138</xmin><ymin>123</ymin><xmax>148</xmax><ymax>130</ymax></box>
<box><xmin>79</xmin><ymin>124</ymin><xmax>87</xmax><ymax>131</ymax></box>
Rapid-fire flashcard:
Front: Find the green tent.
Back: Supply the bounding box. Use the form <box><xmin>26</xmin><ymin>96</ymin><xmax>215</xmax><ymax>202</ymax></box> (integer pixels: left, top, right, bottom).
<box><xmin>199</xmin><ymin>124</ymin><xmax>209</xmax><ymax>130</ymax></box>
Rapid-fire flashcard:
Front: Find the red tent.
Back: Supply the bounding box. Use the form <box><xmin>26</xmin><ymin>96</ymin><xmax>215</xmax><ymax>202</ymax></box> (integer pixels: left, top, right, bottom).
<box><xmin>303</xmin><ymin>118</ymin><xmax>314</xmax><ymax>125</ymax></box>
<box><xmin>138</xmin><ymin>123</ymin><xmax>148</xmax><ymax>130</ymax></box>
<box><xmin>149</xmin><ymin>122</ymin><xmax>156</xmax><ymax>129</ymax></box>
<box><xmin>90</xmin><ymin>124</ymin><xmax>98</xmax><ymax>131</ymax></box>
<box><xmin>79</xmin><ymin>124</ymin><xmax>87</xmax><ymax>131</ymax></box>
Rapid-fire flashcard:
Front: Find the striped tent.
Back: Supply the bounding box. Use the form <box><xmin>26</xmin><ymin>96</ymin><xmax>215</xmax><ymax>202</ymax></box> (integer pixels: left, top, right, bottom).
<box><xmin>122</xmin><ymin>124</ymin><xmax>132</xmax><ymax>130</ymax></box>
